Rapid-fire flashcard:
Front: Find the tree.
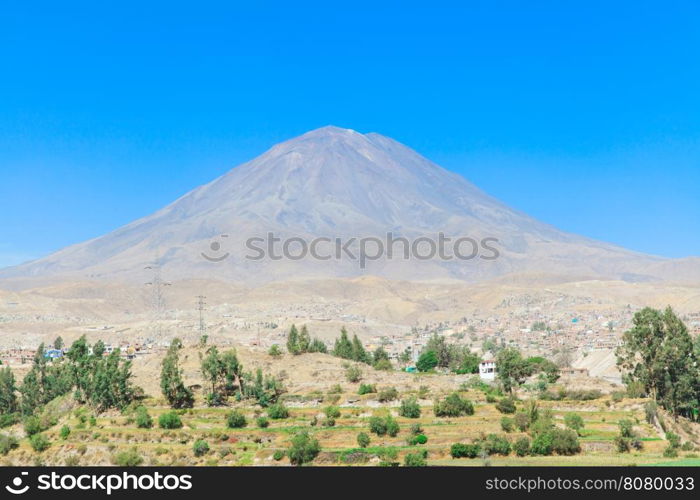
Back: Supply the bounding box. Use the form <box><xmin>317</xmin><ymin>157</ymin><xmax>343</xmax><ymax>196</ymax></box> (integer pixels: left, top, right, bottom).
<box><xmin>616</xmin><ymin>307</ymin><xmax>700</xmax><ymax>418</ymax></box>
<box><xmin>373</xmin><ymin>347</ymin><xmax>390</xmax><ymax>366</ymax></box>
<box><xmin>332</xmin><ymin>328</ymin><xmax>354</xmax><ymax>360</ymax></box>
<box><xmin>160</xmin><ymin>338</ymin><xmax>194</xmax><ymax>409</ymax></box>
<box><xmin>416</xmin><ymin>350</ymin><xmax>438</xmax><ymax>372</ymax></box>
<box><xmin>298</xmin><ymin>325</ymin><xmax>311</xmax><ymax>353</ymax></box>
<box><xmin>351</xmin><ymin>335</ymin><xmax>370</xmax><ymax>363</ymax></box>
<box><xmin>0</xmin><ymin>367</ymin><xmax>18</xmax><ymax>415</ymax></box>
<box><xmin>53</xmin><ymin>336</ymin><xmax>64</xmax><ymax>350</ymax></box>
<box><xmin>456</xmin><ymin>351</ymin><xmax>481</xmax><ymax>374</ymax></box>
<box><xmin>92</xmin><ymin>340</ymin><xmax>106</xmax><ymax>358</ymax></box>
<box><xmin>287</xmin><ymin>431</ymin><xmax>320</xmax><ymax>466</ymax></box>
<box><xmin>496</xmin><ymin>347</ymin><xmax>532</xmax><ymax>394</ymax></box>
<box><xmin>286</xmin><ymin>324</ymin><xmax>300</xmax><ymax>355</ymax></box>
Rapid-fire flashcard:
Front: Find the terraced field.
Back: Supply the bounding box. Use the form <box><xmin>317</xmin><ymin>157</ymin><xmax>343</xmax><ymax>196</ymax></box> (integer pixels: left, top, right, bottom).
<box><xmin>2</xmin><ymin>388</ymin><xmax>697</xmax><ymax>467</ymax></box>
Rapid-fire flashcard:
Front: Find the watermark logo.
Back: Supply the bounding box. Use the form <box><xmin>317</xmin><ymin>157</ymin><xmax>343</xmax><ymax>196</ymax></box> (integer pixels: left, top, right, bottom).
<box><xmin>200</xmin><ymin>231</ymin><xmax>500</xmax><ymax>268</ymax></box>
<box><xmin>5</xmin><ymin>472</ymin><xmax>29</xmax><ymax>495</ymax></box>
<box><xmin>201</xmin><ymin>234</ymin><xmax>230</xmax><ymax>262</ymax></box>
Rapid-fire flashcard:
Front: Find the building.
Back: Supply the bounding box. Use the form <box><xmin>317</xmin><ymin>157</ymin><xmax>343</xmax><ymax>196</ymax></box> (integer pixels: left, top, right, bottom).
<box><xmin>479</xmin><ymin>360</ymin><xmax>496</xmax><ymax>380</ymax></box>
<box><xmin>44</xmin><ymin>349</ymin><xmax>63</xmax><ymax>359</ymax></box>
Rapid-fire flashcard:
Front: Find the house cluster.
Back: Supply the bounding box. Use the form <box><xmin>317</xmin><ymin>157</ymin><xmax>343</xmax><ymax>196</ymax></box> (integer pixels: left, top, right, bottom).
<box><xmin>0</xmin><ymin>341</ymin><xmax>155</xmax><ymax>366</ymax></box>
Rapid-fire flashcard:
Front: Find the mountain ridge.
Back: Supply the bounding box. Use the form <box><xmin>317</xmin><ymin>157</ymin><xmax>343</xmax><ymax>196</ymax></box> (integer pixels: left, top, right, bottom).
<box><xmin>1</xmin><ymin>126</ymin><xmax>696</xmax><ymax>287</ymax></box>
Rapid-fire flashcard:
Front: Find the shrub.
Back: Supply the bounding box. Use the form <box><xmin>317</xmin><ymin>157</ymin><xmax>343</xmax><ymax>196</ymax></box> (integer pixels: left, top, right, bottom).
<box><xmin>135</xmin><ymin>406</ymin><xmax>153</xmax><ymax>429</ymax></box>
<box><xmin>0</xmin><ymin>434</ymin><xmax>18</xmax><ymax>455</ymax></box>
<box><xmin>450</xmin><ymin>442</ymin><xmax>481</xmax><ymax>459</ymax></box>
<box><xmin>531</xmin><ymin>431</ymin><xmax>554</xmax><ymax>455</ymax></box>
<box><xmin>564</xmin><ymin>413</ymin><xmax>585</xmax><ymax>434</ymax></box>
<box><xmin>226</xmin><ymin>410</ymin><xmax>247</xmax><ymax>429</ymax></box>
<box><xmin>514</xmin><ymin>412</ymin><xmax>530</xmax><ymax>432</ymax></box>
<box><xmin>409</xmin><ymin>434</ymin><xmax>428</xmax><ymax>445</ymax></box>
<box><xmin>273</xmin><ymin>450</ymin><xmax>285</xmax><ymax>461</ymax></box>
<box><xmin>29</xmin><ymin>434</ymin><xmax>51</xmax><ymax>453</ymax></box>
<box><xmin>681</xmin><ymin>442</ymin><xmax>694</xmax><ymax>452</ymax></box>
<box><xmin>404</xmin><ymin>451</ymin><xmax>427</xmax><ymax>467</ymax></box>
<box><xmin>434</xmin><ymin>393</ymin><xmax>474</xmax><ymax>417</ymax></box>
<box><xmin>287</xmin><ymin>431</ymin><xmax>320</xmax><ymax>466</ymax></box>
<box><xmin>374</xmin><ymin>359</ymin><xmax>393</xmax><ymax>371</ymax></box>
<box><xmin>357</xmin><ymin>432</ymin><xmax>370</xmax><ymax>448</ymax></box>
<box><xmin>113</xmin><ymin>447</ymin><xmax>143</xmax><ymax>466</ymax></box>
<box><xmin>410</xmin><ymin>423</ymin><xmax>424</xmax><ymax>436</ymax></box>
<box><xmin>483</xmin><ymin>434</ymin><xmax>511</xmax><ymax>456</ymax></box>
<box><xmin>550</xmin><ymin>429</ymin><xmax>581</xmax><ymax>455</ymax></box>
<box><xmin>0</xmin><ymin>413</ymin><xmax>19</xmax><ymax>428</ymax></box>
<box><xmin>268</xmin><ymin>403</ymin><xmax>290</xmax><ymax>419</ymax></box>
<box><xmin>193</xmin><ymin>440</ymin><xmax>210</xmax><ymax>457</ymax></box>
<box><xmin>495</xmin><ymin>398</ymin><xmax>516</xmax><ymax>414</ymax></box>
<box><xmin>369</xmin><ymin>415</ymin><xmax>399</xmax><ymax>437</ymax></box>
<box><xmin>663</xmin><ymin>445</ymin><xmax>678</xmax><ymax>458</ymax></box>
<box><xmin>345</xmin><ymin>364</ymin><xmax>362</xmax><ymax>383</ymax></box>
<box><xmin>60</xmin><ymin>425</ymin><xmax>71</xmax><ymax>440</ymax></box>
<box><xmin>256</xmin><ymin>417</ymin><xmax>270</xmax><ymax>428</ymax></box>
<box><xmin>324</xmin><ymin>406</ymin><xmax>341</xmax><ymax>419</ymax></box>
<box><xmin>158</xmin><ymin>412</ymin><xmax>183</xmax><ymax>429</ymax></box>
<box><xmin>500</xmin><ymin>417</ymin><xmax>514</xmax><ymax>433</ymax></box>
<box><xmin>268</xmin><ymin>344</ymin><xmax>282</xmax><ymax>357</ymax></box>
<box><xmin>385</xmin><ymin>416</ymin><xmax>400</xmax><ymax>437</ymax></box>
<box><xmin>666</xmin><ymin>432</ymin><xmax>681</xmax><ymax>449</ymax></box>
<box><xmin>611</xmin><ymin>391</ymin><xmax>625</xmax><ymax>403</ymax></box>
<box><xmin>514</xmin><ymin>437</ymin><xmax>530</xmax><ymax>457</ymax></box>
<box><xmin>358</xmin><ymin>384</ymin><xmax>376</xmax><ymax>395</ymax></box>
<box><xmin>24</xmin><ymin>416</ymin><xmax>42</xmax><ymax>436</ymax></box>
<box><xmin>378</xmin><ymin>387</ymin><xmax>399</xmax><ymax>402</ymax></box>
<box><xmin>399</xmin><ymin>397</ymin><xmax>421</xmax><ymax>418</ymax></box>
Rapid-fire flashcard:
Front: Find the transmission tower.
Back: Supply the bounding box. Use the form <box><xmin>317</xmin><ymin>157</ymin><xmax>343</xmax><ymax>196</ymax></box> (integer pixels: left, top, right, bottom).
<box><xmin>196</xmin><ymin>295</ymin><xmax>207</xmax><ymax>336</ymax></box>
<box><xmin>145</xmin><ymin>258</ymin><xmax>171</xmax><ymax>341</ymax></box>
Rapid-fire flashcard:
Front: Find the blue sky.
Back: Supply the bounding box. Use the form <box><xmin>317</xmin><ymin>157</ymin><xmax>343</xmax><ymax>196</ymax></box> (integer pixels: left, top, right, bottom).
<box><xmin>1</xmin><ymin>1</ymin><xmax>699</xmax><ymax>267</ymax></box>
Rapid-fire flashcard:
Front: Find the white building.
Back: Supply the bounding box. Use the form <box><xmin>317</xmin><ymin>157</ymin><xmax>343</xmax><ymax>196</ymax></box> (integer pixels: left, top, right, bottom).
<box><xmin>479</xmin><ymin>360</ymin><xmax>496</xmax><ymax>381</ymax></box>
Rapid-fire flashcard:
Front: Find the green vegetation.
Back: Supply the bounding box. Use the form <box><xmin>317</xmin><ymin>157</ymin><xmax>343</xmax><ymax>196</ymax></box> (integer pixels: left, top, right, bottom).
<box><xmin>193</xmin><ymin>439</ymin><xmax>210</xmax><ymax>457</ymax></box>
<box><xmin>287</xmin><ymin>431</ymin><xmax>320</xmax><ymax>466</ymax></box>
<box><xmin>267</xmin><ymin>403</ymin><xmax>290</xmax><ymax>419</ymax></box>
<box><xmin>617</xmin><ymin>307</ymin><xmax>700</xmax><ymax>419</ymax></box>
<box><xmin>226</xmin><ymin>410</ymin><xmax>247</xmax><ymax>428</ymax></box>
<box><xmin>160</xmin><ymin>338</ymin><xmax>194</xmax><ymax>409</ymax></box>
<box><xmin>158</xmin><ymin>411</ymin><xmax>183</xmax><ymax>429</ymax></box>
<box><xmin>398</xmin><ymin>397</ymin><xmax>421</xmax><ymax>418</ymax></box>
<box><xmin>434</xmin><ymin>393</ymin><xmax>474</xmax><ymax>417</ymax></box>
<box><xmin>135</xmin><ymin>406</ymin><xmax>153</xmax><ymax>429</ymax></box>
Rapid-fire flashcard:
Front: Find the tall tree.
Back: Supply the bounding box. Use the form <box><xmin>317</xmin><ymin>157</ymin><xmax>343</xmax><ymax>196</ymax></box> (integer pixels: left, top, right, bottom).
<box><xmin>0</xmin><ymin>366</ymin><xmax>18</xmax><ymax>415</ymax></box>
<box><xmin>160</xmin><ymin>338</ymin><xmax>194</xmax><ymax>409</ymax></box>
<box><xmin>333</xmin><ymin>327</ymin><xmax>354</xmax><ymax>360</ymax></box>
<box><xmin>617</xmin><ymin>307</ymin><xmax>700</xmax><ymax>418</ymax></box>
<box><xmin>298</xmin><ymin>325</ymin><xmax>311</xmax><ymax>353</ymax></box>
<box><xmin>496</xmin><ymin>347</ymin><xmax>532</xmax><ymax>394</ymax></box>
<box><xmin>287</xmin><ymin>324</ymin><xmax>300</xmax><ymax>355</ymax></box>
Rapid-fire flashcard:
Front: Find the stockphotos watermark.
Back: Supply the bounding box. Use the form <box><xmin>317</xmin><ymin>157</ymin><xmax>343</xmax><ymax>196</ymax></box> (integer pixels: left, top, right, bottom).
<box><xmin>202</xmin><ymin>232</ymin><xmax>500</xmax><ymax>268</ymax></box>
<box><xmin>3</xmin><ymin>470</ymin><xmax>192</xmax><ymax>496</ymax></box>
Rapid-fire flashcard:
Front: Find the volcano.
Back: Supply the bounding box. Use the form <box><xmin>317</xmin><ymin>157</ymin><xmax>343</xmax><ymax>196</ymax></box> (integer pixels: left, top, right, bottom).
<box><xmin>1</xmin><ymin>126</ymin><xmax>696</xmax><ymax>285</ymax></box>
